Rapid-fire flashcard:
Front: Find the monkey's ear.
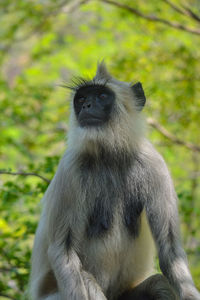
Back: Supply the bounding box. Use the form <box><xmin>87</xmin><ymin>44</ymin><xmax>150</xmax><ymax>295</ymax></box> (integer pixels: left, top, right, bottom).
<box><xmin>94</xmin><ymin>61</ymin><xmax>112</xmax><ymax>81</ymax></box>
<box><xmin>131</xmin><ymin>82</ymin><xmax>146</xmax><ymax>111</ymax></box>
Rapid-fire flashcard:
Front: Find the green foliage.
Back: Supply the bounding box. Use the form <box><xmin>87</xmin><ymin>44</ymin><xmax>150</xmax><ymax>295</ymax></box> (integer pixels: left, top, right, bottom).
<box><xmin>0</xmin><ymin>0</ymin><xmax>200</xmax><ymax>298</ymax></box>
<box><xmin>0</xmin><ymin>158</ymin><xmax>58</xmax><ymax>299</ymax></box>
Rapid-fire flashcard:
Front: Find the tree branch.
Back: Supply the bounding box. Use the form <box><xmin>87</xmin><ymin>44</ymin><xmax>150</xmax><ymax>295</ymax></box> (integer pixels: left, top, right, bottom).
<box><xmin>147</xmin><ymin>118</ymin><xmax>200</xmax><ymax>152</ymax></box>
<box><xmin>100</xmin><ymin>0</ymin><xmax>200</xmax><ymax>36</ymax></box>
<box><xmin>0</xmin><ymin>294</ymin><xmax>15</xmax><ymax>300</ymax></box>
<box><xmin>182</xmin><ymin>4</ymin><xmax>200</xmax><ymax>23</ymax></box>
<box><xmin>163</xmin><ymin>0</ymin><xmax>200</xmax><ymax>23</ymax></box>
<box><xmin>0</xmin><ymin>170</ymin><xmax>50</xmax><ymax>183</ymax></box>
<box><xmin>163</xmin><ymin>0</ymin><xmax>187</xmax><ymax>16</ymax></box>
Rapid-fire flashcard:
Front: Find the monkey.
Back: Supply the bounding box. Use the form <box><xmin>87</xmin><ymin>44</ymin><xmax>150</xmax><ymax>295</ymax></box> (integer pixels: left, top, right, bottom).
<box><xmin>30</xmin><ymin>62</ymin><xmax>200</xmax><ymax>300</ymax></box>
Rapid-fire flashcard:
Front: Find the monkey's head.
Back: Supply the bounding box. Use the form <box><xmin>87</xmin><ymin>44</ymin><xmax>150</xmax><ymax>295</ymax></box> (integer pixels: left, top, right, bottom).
<box><xmin>68</xmin><ymin>63</ymin><xmax>146</xmax><ymax>153</ymax></box>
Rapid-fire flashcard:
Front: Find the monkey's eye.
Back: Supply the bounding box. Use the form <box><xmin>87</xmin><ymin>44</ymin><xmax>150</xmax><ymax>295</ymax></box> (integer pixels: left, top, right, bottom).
<box><xmin>99</xmin><ymin>93</ymin><xmax>108</xmax><ymax>100</ymax></box>
<box><xmin>77</xmin><ymin>96</ymin><xmax>85</xmax><ymax>103</ymax></box>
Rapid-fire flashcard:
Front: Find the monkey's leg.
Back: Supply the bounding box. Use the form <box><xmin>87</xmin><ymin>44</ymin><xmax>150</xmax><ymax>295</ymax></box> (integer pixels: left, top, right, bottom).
<box><xmin>118</xmin><ymin>274</ymin><xmax>178</xmax><ymax>300</ymax></box>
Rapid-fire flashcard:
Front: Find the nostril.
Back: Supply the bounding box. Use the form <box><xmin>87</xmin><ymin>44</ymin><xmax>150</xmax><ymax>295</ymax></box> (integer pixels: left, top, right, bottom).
<box><xmin>82</xmin><ymin>103</ymin><xmax>91</xmax><ymax>109</ymax></box>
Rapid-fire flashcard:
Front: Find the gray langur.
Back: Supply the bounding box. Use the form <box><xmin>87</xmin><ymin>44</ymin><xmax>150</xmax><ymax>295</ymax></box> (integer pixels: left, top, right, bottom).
<box><xmin>30</xmin><ymin>63</ymin><xmax>200</xmax><ymax>300</ymax></box>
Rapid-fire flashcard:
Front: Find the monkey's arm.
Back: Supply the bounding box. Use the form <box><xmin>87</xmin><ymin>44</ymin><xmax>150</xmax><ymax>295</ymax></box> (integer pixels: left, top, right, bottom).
<box><xmin>31</xmin><ymin>218</ymin><xmax>106</xmax><ymax>300</ymax></box>
<box><xmin>145</xmin><ymin>155</ymin><xmax>200</xmax><ymax>300</ymax></box>
<box><xmin>30</xmin><ymin>216</ymin><xmax>91</xmax><ymax>300</ymax></box>
<box><xmin>38</xmin><ymin>163</ymin><xmax>107</xmax><ymax>300</ymax></box>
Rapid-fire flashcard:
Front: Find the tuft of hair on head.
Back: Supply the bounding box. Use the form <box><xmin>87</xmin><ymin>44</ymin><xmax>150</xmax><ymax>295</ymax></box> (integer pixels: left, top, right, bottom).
<box><xmin>94</xmin><ymin>61</ymin><xmax>112</xmax><ymax>82</ymax></box>
<box><xmin>62</xmin><ymin>61</ymin><xmax>111</xmax><ymax>92</ymax></box>
<box><xmin>62</xmin><ymin>76</ymin><xmax>93</xmax><ymax>92</ymax></box>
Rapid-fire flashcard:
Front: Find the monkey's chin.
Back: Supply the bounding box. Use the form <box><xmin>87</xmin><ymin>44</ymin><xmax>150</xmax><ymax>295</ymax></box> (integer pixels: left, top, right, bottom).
<box><xmin>75</xmin><ymin>124</ymin><xmax>106</xmax><ymax>146</ymax></box>
<box><xmin>79</xmin><ymin>118</ymin><xmax>105</xmax><ymax>128</ymax></box>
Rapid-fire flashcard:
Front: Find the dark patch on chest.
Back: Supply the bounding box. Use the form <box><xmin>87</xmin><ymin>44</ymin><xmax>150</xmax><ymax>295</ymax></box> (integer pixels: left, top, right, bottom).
<box><xmin>79</xmin><ymin>147</ymin><xmax>147</xmax><ymax>239</ymax></box>
<box><xmin>123</xmin><ymin>193</ymin><xmax>144</xmax><ymax>238</ymax></box>
<box><xmin>87</xmin><ymin>195</ymin><xmax>114</xmax><ymax>238</ymax></box>
<box><xmin>66</xmin><ymin>228</ymin><xmax>72</xmax><ymax>250</ymax></box>
<box><xmin>123</xmin><ymin>156</ymin><xmax>147</xmax><ymax>237</ymax></box>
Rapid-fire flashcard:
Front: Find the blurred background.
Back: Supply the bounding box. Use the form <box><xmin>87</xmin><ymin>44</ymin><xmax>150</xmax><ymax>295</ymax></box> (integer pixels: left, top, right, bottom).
<box><xmin>0</xmin><ymin>0</ymin><xmax>200</xmax><ymax>299</ymax></box>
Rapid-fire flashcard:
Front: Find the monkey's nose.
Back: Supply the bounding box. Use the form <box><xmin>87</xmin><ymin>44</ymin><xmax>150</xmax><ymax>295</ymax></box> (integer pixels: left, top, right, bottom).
<box><xmin>83</xmin><ymin>102</ymin><xmax>92</xmax><ymax>109</ymax></box>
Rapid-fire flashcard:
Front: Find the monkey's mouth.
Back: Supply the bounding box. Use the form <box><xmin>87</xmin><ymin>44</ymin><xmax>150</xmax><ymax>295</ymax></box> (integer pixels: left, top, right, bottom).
<box><xmin>79</xmin><ymin>113</ymin><xmax>105</xmax><ymax>127</ymax></box>
<box><xmin>79</xmin><ymin>117</ymin><xmax>105</xmax><ymax>127</ymax></box>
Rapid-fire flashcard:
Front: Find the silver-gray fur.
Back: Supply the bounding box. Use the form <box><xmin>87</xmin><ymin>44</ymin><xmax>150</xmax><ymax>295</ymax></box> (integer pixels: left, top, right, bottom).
<box><xmin>30</xmin><ymin>63</ymin><xmax>200</xmax><ymax>300</ymax></box>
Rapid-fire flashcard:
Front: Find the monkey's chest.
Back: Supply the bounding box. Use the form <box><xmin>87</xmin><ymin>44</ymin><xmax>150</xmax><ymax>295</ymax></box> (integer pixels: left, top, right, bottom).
<box><xmin>78</xmin><ymin>149</ymin><xmax>148</xmax><ymax>240</ymax></box>
<box><xmin>84</xmin><ymin>180</ymin><xmax>144</xmax><ymax>240</ymax></box>
<box><xmin>73</xmin><ymin>154</ymin><xmax>150</xmax><ymax>297</ymax></box>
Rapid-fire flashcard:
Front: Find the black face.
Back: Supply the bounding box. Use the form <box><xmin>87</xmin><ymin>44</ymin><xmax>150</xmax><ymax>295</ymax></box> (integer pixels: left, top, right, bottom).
<box><xmin>74</xmin><ymin>85</ymin><xmax>115</xmax><ymax>127</ymax></box>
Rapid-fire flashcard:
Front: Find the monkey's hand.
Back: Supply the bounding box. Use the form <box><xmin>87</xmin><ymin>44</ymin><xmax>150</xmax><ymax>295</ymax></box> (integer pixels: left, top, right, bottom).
<box><xmin>81</xmin><ymin>270</ymin><xmax>107</xmax><ymax>300</ymax></box>
<box><xmin>48</xmin><ymin>245</ymin><xmax>89</xmax><ymax>300</ymax></box>
<box><xmin>48</xmin><ymin>245</ymin><xmax>107</xmax><ymax>300</ymax></box>
<box><xmin>181</xmin><ymin>284</ymin><xmax>200</xmax><ymax>300</ymax></box>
